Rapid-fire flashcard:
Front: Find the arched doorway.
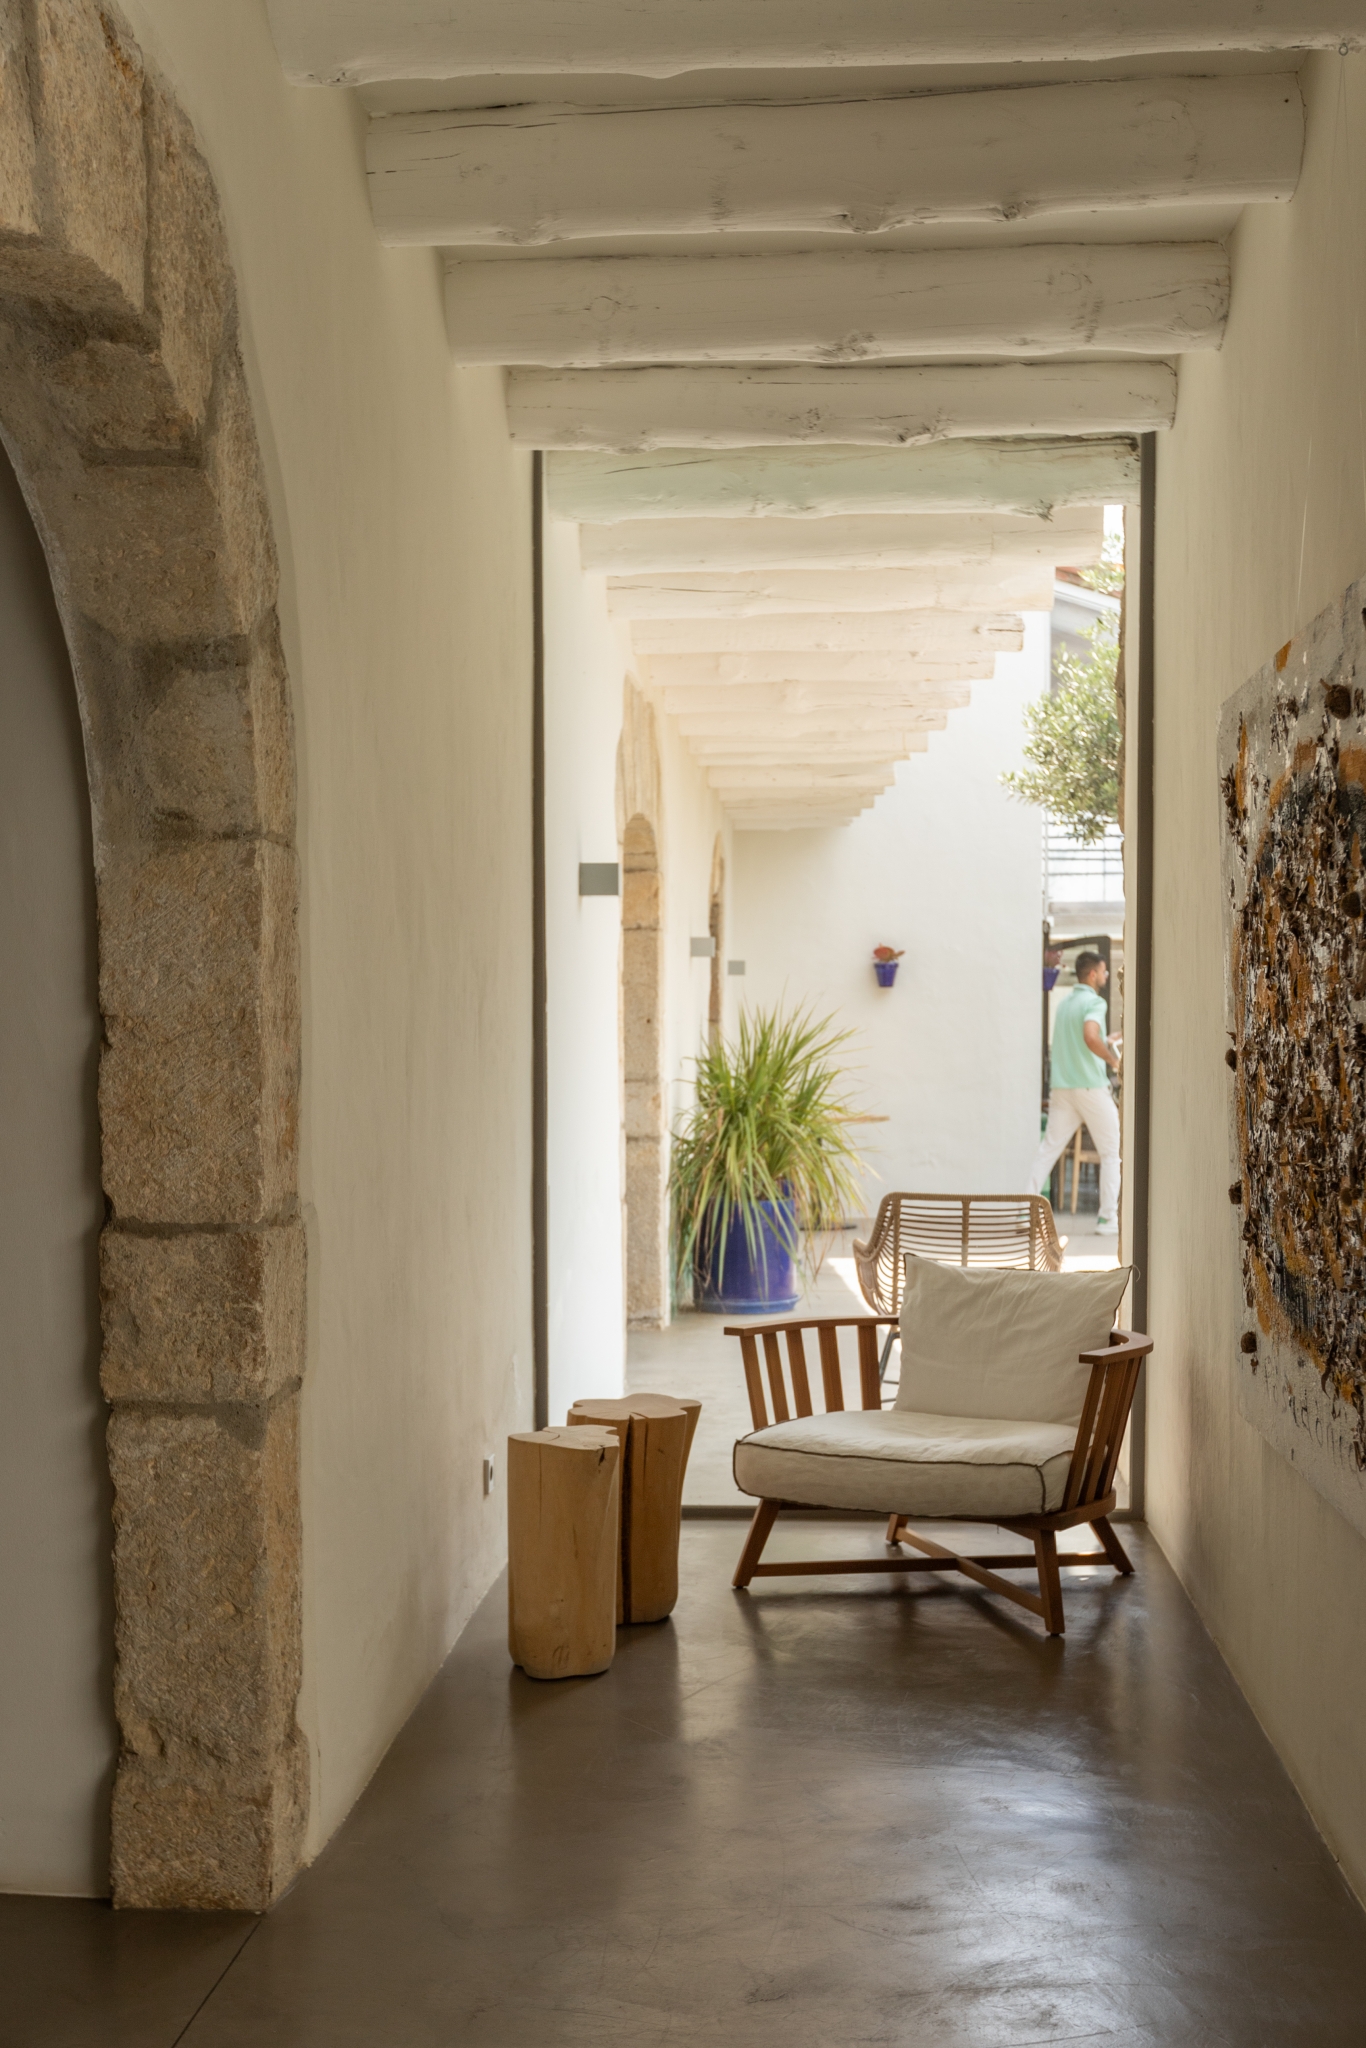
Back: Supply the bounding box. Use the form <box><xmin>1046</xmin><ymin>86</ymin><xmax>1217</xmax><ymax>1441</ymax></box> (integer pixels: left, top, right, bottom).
<box><xmin>0</xmin><ymin>9</ymin><xmax>303</xmax><ymax>1909</ymax></box>
<box><xmin>622</xmin><ymin>814</ymin><xmax>668</xmax><ymax>1328</ymax></box>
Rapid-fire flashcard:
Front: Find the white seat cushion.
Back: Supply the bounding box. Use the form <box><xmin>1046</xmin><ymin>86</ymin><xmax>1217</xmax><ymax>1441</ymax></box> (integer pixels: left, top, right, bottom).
<box><xmin>733</xmin><ymin>1408</ymin><xmax>1077</xmax><ymax>1519</ymax></box>
<box><xmin>896</xmin><ymin>1254</ymin><xmax>1132</xmax><ymax>1425</ymax></box>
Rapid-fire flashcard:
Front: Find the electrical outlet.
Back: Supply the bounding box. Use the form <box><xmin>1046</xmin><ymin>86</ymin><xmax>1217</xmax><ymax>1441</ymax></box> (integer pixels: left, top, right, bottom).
<box><xmin>483</xmin><ymin>1455</ymin><xmax>496</xmax><ymax>1496</ymax></box>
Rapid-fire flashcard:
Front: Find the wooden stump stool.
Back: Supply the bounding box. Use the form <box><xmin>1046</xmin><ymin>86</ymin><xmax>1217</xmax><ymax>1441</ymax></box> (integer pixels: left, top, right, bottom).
<box><xmin>567</xmin><ymin>1394</ymin><xmax>701</xmax><ymax>1624</ymax></box>
<box><xmin>507</xmin><ymin>1426</ymin><xmax>620</xmax><ymax>1680</ymax></box>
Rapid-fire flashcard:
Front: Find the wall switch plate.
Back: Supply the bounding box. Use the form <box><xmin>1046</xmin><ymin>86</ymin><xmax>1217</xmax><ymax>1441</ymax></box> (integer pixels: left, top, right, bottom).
<box><xmin>483</xmin><ymin>1455</ymin><xmax>495</xmax><ymax>1496</ymax></box>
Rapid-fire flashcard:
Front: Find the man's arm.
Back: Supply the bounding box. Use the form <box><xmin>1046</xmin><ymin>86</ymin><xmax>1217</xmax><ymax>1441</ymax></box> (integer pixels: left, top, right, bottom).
<box><xmin>1083</xmin><ymin>1018</ymin><xmax>1121</xmax><ymax>1072</ymax></box>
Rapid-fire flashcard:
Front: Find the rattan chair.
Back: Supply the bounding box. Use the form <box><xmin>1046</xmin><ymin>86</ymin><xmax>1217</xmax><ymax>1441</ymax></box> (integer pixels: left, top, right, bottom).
<box><xmin>854</xmin><ymin>1192</ymin><xmax>1064</xmax><ymax>1316</ymax></box>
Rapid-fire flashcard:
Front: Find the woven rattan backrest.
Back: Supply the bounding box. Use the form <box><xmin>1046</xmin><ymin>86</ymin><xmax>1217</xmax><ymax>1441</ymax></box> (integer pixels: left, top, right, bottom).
<box><xmin>851</xmin><ymin>1193</ymin><xmax>1064</xmax><ymax>1316</ymax></box>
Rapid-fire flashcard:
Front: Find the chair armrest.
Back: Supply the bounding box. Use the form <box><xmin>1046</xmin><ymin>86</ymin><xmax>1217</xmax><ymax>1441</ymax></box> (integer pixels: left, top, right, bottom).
<box><xmin>1062</xmin><ymin>1330</ymin><xmax>1152</xmax><ymax>1511</ymax></box>
<box><xmin>1077</xmin><ymin>1329</ymin><xmax>1153</xmax><ymax>1369</ymax></box>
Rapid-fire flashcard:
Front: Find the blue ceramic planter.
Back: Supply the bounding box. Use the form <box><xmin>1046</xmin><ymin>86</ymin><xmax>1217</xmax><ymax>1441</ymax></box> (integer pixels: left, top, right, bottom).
<box><xmin>694</xmin><ymin>1197</ymin><xmax>800</xmax><ymax>1314</ymax></box>
<box><xmin>874</xmin><ymin>960</ymin><xmax>899</xmax><ymax>988</ymax></box>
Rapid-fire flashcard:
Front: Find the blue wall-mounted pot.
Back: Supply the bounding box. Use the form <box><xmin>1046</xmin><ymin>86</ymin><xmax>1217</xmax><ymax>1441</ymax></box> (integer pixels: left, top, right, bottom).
<box><xmin>874</xmin><ymin>960</ymin><xmax>899</xmax><ymax>988</ymax></box>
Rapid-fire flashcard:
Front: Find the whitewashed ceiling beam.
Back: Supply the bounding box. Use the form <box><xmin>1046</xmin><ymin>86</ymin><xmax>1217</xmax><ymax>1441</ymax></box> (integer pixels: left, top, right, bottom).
<box><xmin>607</xmin><ymin>567</ymin><xmax>1057</xmax><ymax>617</ymax></box>
<box><xmin>371</xmin><ymin>77</ymin><xmax>1300</xmax><ymax>247</ymax></box>
<box><xmin>583</xmin><ymin>508</ymin><xmax>1104</xmax><ymax>573</ymax></box>
<box><xmin>508</xmin><ymin>362</ymin><xmax>1176</xmax><ymax>451</ymax></box>
<box><xmin>706</xmin><ymin>766</ymin><xmax>897</xmax><ymax>790</ymax></box>
<box><xmin>681</xmin><ymin>724</ymin><xmax>949</xmax><ymax>749</ymax></box>
<box><xmin>448</xmin><ymin>243</ymin><xmax>1228</xmax><ymax>366</ymax></box>
<box><xmin>548</xmin><ymin>438</ymin><xmax>1137</xmax><ymax>522</ymax></box>
<box><xmin>269</xmin><ymin>2</ymin><xmax>1366</xmax><ymax>84</ymax></box>
<box><xmin>661</xmin><ymin>684</ymin><xmax>970</xmax><ymax>711</ymax></box>
<box><xmin>648</xmin><ymin>651</ymin><xmax>992</xmax><ymax>684</ymax></box>
<box><xmin>633</xmin><ymin>612</ymin><xmax>1022</xmax><ymax>654</ymax></box>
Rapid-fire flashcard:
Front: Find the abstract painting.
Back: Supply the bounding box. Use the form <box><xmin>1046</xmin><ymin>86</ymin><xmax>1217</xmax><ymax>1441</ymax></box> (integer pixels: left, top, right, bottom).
<box><xmin>1220</xmin><ymin>577</ymin><xmax>1366</xmax><ymax>1538</ymax></box>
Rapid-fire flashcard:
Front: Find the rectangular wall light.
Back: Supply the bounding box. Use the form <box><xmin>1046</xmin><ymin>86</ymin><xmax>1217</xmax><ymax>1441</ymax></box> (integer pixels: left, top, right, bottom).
<box><xmin>728</xmin><ymin>959</ymin><xmax>746</xmax><ymax>976</ymax></box>
<box><xmin>690</xmin><ymin>935</ymin><xmax>716</xmax><ymax>957</ymax></box>
<box><xmin>579</xmin><ymin>862</ymin><xmax>619</xmax><ymax>896</ymax></box>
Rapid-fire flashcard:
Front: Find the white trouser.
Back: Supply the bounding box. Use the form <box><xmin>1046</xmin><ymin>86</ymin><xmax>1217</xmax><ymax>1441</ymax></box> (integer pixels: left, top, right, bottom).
<box><xmin>1027</xmin><ymin>1086</ymin><xmax>1121</xmax><ymax>1220</ymax></box>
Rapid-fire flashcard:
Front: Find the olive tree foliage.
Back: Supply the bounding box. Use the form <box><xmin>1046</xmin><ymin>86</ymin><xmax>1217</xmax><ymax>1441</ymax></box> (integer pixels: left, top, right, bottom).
<box><xmin>1001</xmin><ymin>539</ymin><xmax>1123</xmax><ymax>845</ymax></box>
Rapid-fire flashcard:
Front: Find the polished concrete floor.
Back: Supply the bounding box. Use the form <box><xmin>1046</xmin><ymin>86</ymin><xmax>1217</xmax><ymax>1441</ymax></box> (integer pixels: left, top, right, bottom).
<box><xmin>8</xmin><ymin>1522</ymin><xmax>1366</xmax><ymax>2046</ymax></box>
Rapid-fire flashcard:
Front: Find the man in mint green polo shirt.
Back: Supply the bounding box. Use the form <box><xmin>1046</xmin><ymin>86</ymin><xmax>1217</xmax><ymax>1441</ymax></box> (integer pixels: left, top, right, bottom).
<box><xmin>1027</xmin><ymin>951</ymin><xmax>1122</xmax><ymax>1234</ymax></box>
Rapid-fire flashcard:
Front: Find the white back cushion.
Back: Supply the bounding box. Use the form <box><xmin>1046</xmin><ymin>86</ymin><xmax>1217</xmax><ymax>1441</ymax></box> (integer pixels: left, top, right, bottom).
<box><xmin>895</xmin><ymin>1255</ymin><xmax>1132</xmax><ymax>1425</ymax></box>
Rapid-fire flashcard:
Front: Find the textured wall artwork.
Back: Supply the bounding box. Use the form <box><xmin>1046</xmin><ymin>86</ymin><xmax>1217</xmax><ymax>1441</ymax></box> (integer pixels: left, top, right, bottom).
<box><xmin>1220</xmin><ymin>578</ymin><xmax>1366</xmax><ymax>1539</ymax></box>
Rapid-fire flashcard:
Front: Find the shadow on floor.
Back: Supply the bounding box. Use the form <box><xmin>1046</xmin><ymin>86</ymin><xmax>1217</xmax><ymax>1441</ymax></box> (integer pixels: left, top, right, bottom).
<box><xmin>7</xmin><ymin>1523</ymin><xmax>1365</xmax><ymax>2046</ymax></box>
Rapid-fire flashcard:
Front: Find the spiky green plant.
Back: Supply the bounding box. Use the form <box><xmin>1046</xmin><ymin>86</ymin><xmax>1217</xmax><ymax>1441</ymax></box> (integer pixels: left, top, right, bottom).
<box><xmin>668</xmin><ymin>1005</ymin><xmax>866</xmax><ymax>1291</ymax></box>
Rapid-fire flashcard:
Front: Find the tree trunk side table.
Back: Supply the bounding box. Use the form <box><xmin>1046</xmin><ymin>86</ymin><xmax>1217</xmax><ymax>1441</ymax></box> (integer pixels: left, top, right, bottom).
<box><xmin>566</xmin><ymin>1394</ymin><xmax>701</xmax><ymax>1624</ymax></box>
<box><xmin>508</xmin><ymin>1426</ymin><xmax>621</xmax><ymax>1680</ymax></box>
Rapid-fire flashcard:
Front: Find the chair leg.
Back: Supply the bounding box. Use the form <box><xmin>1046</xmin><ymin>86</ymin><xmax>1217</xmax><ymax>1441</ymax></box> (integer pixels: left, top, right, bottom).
<box><xmin>733</xmin><ymin>1500</ymin><xmax>780</xmax><ymax>1588</ymax></box>
<box><xmin>886</xmin><ymin>1513</ymin><xmax>905</xmax><ymax>1544</ymax></box>
<box><xmin>1090</xmin><ymin>1516</ymin><xmax>1134</xmax><ymax>1575</ymax></box>
<box><xmin>1034</xmin><ymin>1529</ymin><xmax>1065</xmax><ymax>1636</ymax></box>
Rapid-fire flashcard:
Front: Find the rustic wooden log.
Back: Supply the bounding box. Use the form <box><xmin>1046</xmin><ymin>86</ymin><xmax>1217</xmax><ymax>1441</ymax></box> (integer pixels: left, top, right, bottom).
<box><xmin>370</xmin><ymin>77</ymin><xmax>1299</xmax><ymax>247</ymax></box>
<box><xmin>579</xmin><ymin>508</ymin><xmax>1104</xmax><ymax>575</ymax></box>
<box><xmin>445</xmin><ymin>243</ymin><xmax>1228</xmax><ymax>366</ymax></box>
<box><xmin>272</xmin><ymin>1</ymin><xmax>1366</xmax><ymax>84</ymax></box>
<box><xmin>606</xmin><ymin>566</ymin><xmax>1057</xmax><ymax>618</ymax></box>
<box><xmin>508</xmin><ymin>363</ymin><xmax>1176</xmax><ymax>451</ymax></box>
<box><xmin>567</xmin><ymin>1393</ymin><xmax>700</xmax><ymax>1624</ymax></box>
<box><xmin>631</xmin><ymin>612</ymin><xmax>1023</xmax><ymax>656</ymax></box>
<box><xmin>507</xmin><ymin>1426</ymin><xmax>620</xmax><ymax>1679</ymax></box>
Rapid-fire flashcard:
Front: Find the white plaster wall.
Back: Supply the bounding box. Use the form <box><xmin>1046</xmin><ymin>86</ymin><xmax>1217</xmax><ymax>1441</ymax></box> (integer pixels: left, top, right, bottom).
<box><xmin>0</xmin><ymin>446</ymin><xmax>114</xmax><ymax>1895</ymax></box>
<box><xmin>541</xmin><ymin>521</ymin><xmax>732</xmax><ymax>1390</ymax></box>
<box><xmin>655</xmin><ymin>710</ymin><xmax>734</xmax><ymax>1223</ymax></box>
<box><xmin>544</xmin><ymin>513</ymin><xmax>628</xmax><ymax>1419</ymax></box>
<box><xmin>732</xmin><ymin>617</ymin><xmax>1047</xmax><ymax>1212</ymax></box>
<box><xmin>123</xmin><ymin>1</ymin><xmax>535</xmax><ymax>1857</ymax></box>
<box><xmin>1144</xmin><ymin>50</ymin><xmax>1366</xmax><ymax>1901</ymax></box>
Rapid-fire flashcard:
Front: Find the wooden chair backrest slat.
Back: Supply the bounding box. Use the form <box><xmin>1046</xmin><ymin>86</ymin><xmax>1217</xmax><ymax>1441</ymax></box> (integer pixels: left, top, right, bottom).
<box><xmin>727</xmin><ymin>1316</ymin><xmax>898</xmax><ymax>1430</ymax></box>
<box><xmin>819</xmin><ymin>1324</ymin><xmax>844</xmax><ymax>1412</ymax></box>
<box><xmin>763</xmin><ymin>1330</ymin><xmax>790</xmax><ymax>1423</ymax></box>
<box><xmin>1063</xmin><ymin>1333</ymin><xmax>1152</xmax><ymax>1511</ymax></box>
<box><xmin>787</xmin><ymin>1328</ymin><xmax>814</xmax><ymax>1416</ymax></box>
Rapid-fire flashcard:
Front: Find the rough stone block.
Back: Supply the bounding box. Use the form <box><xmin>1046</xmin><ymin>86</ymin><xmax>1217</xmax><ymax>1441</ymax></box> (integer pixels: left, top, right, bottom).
<box><xmin>99</xmin><ymin>839</ymin><xmax>300</xmax><ymax>1225</ymax></box>
<box><xmin>25</xmin><ymin>0</ymin><xmax>146</xmax><ymax>319</ymax></box>
<box><xmin>623</xmin><ymin>1078</ymin><xmax>662</xmax><ymax>1142</ymax></box>
<box><xmin>111</xmin><ymin>1731</ymin><xmax>307</xmax><ymax>1912</ymax></box>
<box><xmin>108</xmin><ymin>1393</ymin><xmax>305</xmax><ymax>1908</ymax></box>
<box><xmin>144</xmin><ymin>77</ymin><xmax>229</xmax><ymax>434</ymax></box>
<box><xmin>621</xmin><ymin>868</ymin><xmax>660</xmax><ymax>928</ymax></box>
<box><xmin>47</xmin><ymin>337</ymin><xmax>202</xmax><ymax>457</ymax></box>
<box><xmin>102</xmin><ymin>1219</ymin><xmax>305</xmax><ymax>1404</ymax></box>
<box><xmin>134</xmin><ymin>629</ymin><xmax>295</xmax><ymax>840</ymax></box>
<box><xmin>0</xmin><ymin>0</ymin><xmax>38</xmax><ymax>240</ymax></box>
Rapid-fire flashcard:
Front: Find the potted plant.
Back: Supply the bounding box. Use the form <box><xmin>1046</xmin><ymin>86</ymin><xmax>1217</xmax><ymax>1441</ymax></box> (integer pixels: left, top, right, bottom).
<box><xmin>873</xmin><ymin>944</ymin><xmax>904</xmax><ymax>988</ymax></box>
<box><xmin>669</xmin><ymin>1006</ymin><xmax>865</xmax><ymax>1314</ymax></box>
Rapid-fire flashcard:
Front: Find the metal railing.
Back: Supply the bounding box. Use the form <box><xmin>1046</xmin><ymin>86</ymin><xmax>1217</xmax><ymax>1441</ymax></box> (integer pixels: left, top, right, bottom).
<box><xmin>1044</xmin><ymin>820</ymin><xmax>1125</xmax><ymax>905</ymax></box>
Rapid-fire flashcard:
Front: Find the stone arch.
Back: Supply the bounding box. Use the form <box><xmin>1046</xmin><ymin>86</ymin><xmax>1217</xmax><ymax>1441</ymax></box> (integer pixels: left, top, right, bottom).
<box><xmin>620</xmin><ymin>812</ymin><xmax>667</xmax><ymax>1329</ymax></box>
<box><xmin>0</xmin><ymin>5</ymin><xmax>302</xmax><ymax>1909</ymax></box>
<box><xmin>707</xmin><ymin>833</ymin><xmax>725</xmax><ymax>1044</ymax></box>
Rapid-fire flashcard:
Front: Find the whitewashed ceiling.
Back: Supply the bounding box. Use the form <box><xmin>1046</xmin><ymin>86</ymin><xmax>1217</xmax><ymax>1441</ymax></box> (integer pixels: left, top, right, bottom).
<box><xmin>267</xmin><ymin>2</ymin><xmax>1364</xmax><ymax>824</ymax></box>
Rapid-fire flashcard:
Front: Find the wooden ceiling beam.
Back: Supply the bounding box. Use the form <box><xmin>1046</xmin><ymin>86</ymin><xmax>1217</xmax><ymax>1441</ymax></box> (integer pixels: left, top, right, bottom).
<box><xmin>372</xmin><ymin>76</ymin><xmax>1299</xmax><ymax>246</ymax></box>
<box><xmin>508</xmin><ymin>362</ymin><xmax>1176</xmax><ymax>450</ymax></box>
<box><xmin>582</xmin><ymin>507</ymin><xmax>1104</xmax><ymax>573</ymax></box>
<box><xmin>646</xmin><ymin>651</ymin><xmax>992</xmax><ymax>684</ymax></box>
<box><xmin>632</xmin><ymin>611</ymin><xmax>1022</xmax><ymax>654</ymax></box>
<box><xmin>448</xmin><ymin>242</ymin><xmax>1228</xmax><ymax>366</ymax></box>
<box><xmin>606</xmin><ymin>567</ymin><xmax>1058</xmax><ymax>616</ymax></box>
<box><xmin>270</xmin><ymin>2</ymin><xmax>1366</xmax><ymax>84</ymax></box>
<box><xmin>548</xmin><ymin>438</ymin><xmax>1137</xmax><ymax>521</ymax></box>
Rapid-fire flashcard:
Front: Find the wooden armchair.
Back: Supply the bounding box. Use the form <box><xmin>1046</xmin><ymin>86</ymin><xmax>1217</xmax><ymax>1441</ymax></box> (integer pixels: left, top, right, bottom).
<box><xmin>727</xmin><ymin>1314</ymin><xmax>1151</xmax><ymax>1637</ymax></box>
